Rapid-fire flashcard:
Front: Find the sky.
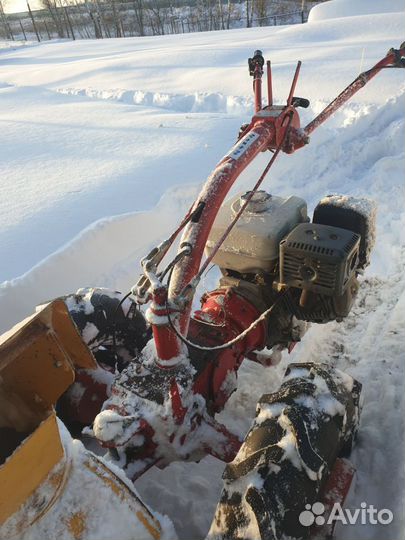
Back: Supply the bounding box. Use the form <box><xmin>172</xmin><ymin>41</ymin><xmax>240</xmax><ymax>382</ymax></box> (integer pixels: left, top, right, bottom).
<box><xmin>4</xmin><ymin>0</ymin><xmax>42</xmax><ymax>13</ymax></box>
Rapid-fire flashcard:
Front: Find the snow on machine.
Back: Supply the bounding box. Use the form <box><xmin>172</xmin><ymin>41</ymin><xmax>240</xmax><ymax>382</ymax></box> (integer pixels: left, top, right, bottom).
<box><xmin>0</xmin><ymin>44</ymin><xmax>404</xmax><ymax>540</ymax></box>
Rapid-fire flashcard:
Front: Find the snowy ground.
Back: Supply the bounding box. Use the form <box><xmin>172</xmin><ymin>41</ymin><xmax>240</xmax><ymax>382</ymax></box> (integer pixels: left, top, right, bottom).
<box><xmin>1</xmin><ymin>0</ymin><xmax>404</xmax><ymax>539</ymax></box>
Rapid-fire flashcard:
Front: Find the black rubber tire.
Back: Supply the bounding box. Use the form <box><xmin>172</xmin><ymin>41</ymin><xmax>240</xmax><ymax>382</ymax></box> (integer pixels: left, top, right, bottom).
<box><xmin>62</xmin><ymin>287</ymin><xmax>151</xmax><ymax>369</ymax></box>
<box><xmin>55</xmin><ymin>288</ymin><xmax>150</xmax><ymax>433</ymax></box>
<box><xmin>207</xmin><ymin>362</ymin><xmax>362</xmax><ymax>540</ymax></box>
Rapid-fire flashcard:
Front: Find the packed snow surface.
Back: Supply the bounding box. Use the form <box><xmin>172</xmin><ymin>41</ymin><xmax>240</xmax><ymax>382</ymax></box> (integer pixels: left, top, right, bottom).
<box><xmin>1</xmin><ymin>1</ymin><xmax>405</xmax><ymax>539</ymax></box>
<box><xmin>1</xmin><ymin>420</ymin><xmax>177</xmax><ymax>540</ymax></box>
<box><xmin>308</xmin><ymin>0</ymin><xmax>405</xmax><ymax>21</ymax></box>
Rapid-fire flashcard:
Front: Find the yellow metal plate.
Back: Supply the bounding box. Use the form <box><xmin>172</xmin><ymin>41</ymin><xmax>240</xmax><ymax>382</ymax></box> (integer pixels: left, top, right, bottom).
<box><xmin>0</xmin><ymin>300</ymin><xmax>96</xmax><ymax>412</ymax></box>
<box><xmin>0</xmin><ymin>413</ymin><xmax>64</xmax><ymax>525</ymax></box>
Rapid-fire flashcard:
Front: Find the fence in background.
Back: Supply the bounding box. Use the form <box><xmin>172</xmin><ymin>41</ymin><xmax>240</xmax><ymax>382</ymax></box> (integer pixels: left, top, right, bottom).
<box><xmin>0</xmin><ymin>1</ymin><xmax>319</xmax><ymax>43</ymax></box>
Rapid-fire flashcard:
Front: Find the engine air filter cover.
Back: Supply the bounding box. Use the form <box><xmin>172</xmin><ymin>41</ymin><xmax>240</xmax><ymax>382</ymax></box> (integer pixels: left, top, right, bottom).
<box><xmin>279</xmin><ymin>223</ymin><xmax>360</xmax><ymax>296</ymax></box>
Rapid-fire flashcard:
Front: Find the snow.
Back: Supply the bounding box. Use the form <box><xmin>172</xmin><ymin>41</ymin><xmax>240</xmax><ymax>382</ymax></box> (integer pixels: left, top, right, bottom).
<box><xmin>308</xmin><ymin>0</ymin><xmax>405</xmax><ymax>22</ymax></box>
<box><xmin>1</xmin><ymin>11</ymin><xmax>404</xmax><ymax>282</ymax></box>
<box><xmin>81</xmin><ymin>321</ymin><xmax>99</xmax><ymax>343</ymax></box>
<box><xmin>1</xmin><ymin>419</ymin><xmax>177</xmax><ymax>540</ymax></box>
<box><xmin>58</xmin><ymin>86</ymin><xmax>252</xmax><ymax>115</ymax></box>
<box><xmin>93</xmin><ymin>409</ymin><xmax>141</xmax><ymax>444</ymax></box>
<box><xmin>1</xmin><ymin>1</ymin><xmax>405</xmax><ymax>539</ymax></box>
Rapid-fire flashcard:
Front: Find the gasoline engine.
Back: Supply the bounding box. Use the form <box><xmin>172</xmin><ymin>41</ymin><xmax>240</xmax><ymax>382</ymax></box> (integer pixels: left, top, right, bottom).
<box><xmin>1</xmin><ymin>44</ymin><xmax>402</xmax><ymax>540</ymax></box>
<box><xmin>204</xmin><ymin>190</ymin><xmax>375</xmax><ymax>353</ymax></box>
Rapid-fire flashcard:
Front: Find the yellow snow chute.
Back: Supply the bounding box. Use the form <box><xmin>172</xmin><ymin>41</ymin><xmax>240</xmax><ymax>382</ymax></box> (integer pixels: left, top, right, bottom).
<box><xmin>0</xmin><ymin>301</ymin><xmax>164</xmax><ymax>540</ymax></box>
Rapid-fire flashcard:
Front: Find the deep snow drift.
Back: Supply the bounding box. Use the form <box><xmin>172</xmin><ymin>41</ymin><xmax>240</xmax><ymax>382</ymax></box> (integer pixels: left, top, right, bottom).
<box><xmin>0</xmin><ymin>1</ymin><xmax>404</xmax><ymax>539</ymax></box>
<box><xmin>0</xmin><ymin>8</ymin><xmax>404</xmax><ymax>282</ymax></box>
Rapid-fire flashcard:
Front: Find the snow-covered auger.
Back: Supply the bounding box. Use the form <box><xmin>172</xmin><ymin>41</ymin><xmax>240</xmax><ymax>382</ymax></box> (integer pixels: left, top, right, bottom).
<box><xmin>0</xmin><ymin>44</ymin><xmax>404</xmax><ymax>540</ymax></box>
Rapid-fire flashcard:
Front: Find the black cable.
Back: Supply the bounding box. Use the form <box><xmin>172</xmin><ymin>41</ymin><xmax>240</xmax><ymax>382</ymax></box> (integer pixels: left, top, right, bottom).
<box><xmin>165</xmin><ymin>264</ymin><xmax>288</xmax><ymax>352</ymax></box>
<box><xmin>111</xmin><ymin>291</ymin><xmax>132</xmax><ymax>362</ymax></box>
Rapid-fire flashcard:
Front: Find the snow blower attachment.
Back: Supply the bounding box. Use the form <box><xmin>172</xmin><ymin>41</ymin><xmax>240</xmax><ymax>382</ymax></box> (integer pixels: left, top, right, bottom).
<box><xmin>1</xmin><ymin>44</ymin><xmax>404</xmax><ymax>539</ymax></box>
<box><xmin>0</xmin><ymin>301</ymin><xmax>168</xmax><ymax>540</ymax></box>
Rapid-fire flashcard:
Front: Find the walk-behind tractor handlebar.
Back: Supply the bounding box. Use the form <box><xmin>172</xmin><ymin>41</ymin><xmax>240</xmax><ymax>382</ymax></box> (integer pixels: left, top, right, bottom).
<box><xmin>1</xmin><ymin>41</ymin><xmax>404</xmax><ymax>540</ymax></box>
<box><xmin>2</xmin><ymin>43</ymin><xmax>403</xmax><ymax>540</ymax></box>
<box><xmin>61</xmin><ymin>44</ymin><xmax>400</xmax><ymax>481</ymax></box>
<box><xmin>55</xmin><ymin>43</ymin><xmax>403</xmax><ymax>537</ymax></box>
<box><xmin>136</xmin><ymin>43</ymin><xmax>405</xmax><ymax>365</ymax></box>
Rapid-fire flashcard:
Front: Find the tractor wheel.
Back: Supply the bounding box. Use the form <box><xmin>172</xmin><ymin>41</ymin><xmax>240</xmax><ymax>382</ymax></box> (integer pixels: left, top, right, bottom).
<box><xmin>207</xmin><ymin>362</ymin><xmax>362</xmax><ymax>540</ymax></box>
<box><xmin>55</xmin><ymin>288</ymin><xmax>151</xmax><ymax>434</ymax></box>
<box><xmin>62</xmin><ymin>287</ymin><xmax>151</xmax><ymax>369</ymax></box>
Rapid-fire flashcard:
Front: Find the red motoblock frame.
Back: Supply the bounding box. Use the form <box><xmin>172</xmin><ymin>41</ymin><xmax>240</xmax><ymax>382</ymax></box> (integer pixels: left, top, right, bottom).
<box><xmin>74</xmin><ymin>45</ymin><xmax>404</xmax><ymax>485</ymax></box>
<box><xmin>143</xmin><ymin>45</ymin><xmax>405</xmax><ymax>365</ymax></box>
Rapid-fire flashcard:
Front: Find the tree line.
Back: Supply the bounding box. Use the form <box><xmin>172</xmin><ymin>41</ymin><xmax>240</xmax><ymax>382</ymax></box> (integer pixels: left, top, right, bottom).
<box><xmin>0</xmin><ymin>0</ymin><xmax>321</xmax><ymax>42</ymax></box>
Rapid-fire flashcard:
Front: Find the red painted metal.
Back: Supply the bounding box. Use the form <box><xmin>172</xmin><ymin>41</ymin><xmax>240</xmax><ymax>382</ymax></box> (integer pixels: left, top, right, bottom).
<box><xmin>250</xmin><ymin>105</ymin><xmax>302</xmax><ymax>150</ymax></box>
<box><xmin>148</xmin><ymin>286</ymin><xmax>182</xmax><ymax>362</ymax></box>
<box><xmin>312</xmin><ymin>458</ymin><xmax>356</xmax><ymax>538</ymax></box>
<box><xmin>190</xmin><ymin>289</ymin><xmax>267</xmax><ymax>412</ymax></box>
<box><xmin>202</xmin><ymin>416</ymin><xmax>242</xmax><ymax>462</ymax></box>
<box><xmin>152</xmin><ymin>324</ymin><xmax>180</xmax><ymax>364</ymax></box>
<box><xmin>305</xmin><ymin>47</ymin><xmax>405</xmax><ymax>135</ymax></box>
<box><xmin>267</xmin><ymin>60</ymin><xmax>273</xmax><ymax>106</ymax></box>
<box><xmin>194</xmin><ymin>289</ymin><xmax>266</xmax><ymax>349</ymax></box>
<box><xmin>169</xmin><ymin>378</ymin><xmax>188</xmax><ymax>424</ymax></box>
<box><xmin>57</xmin><ymin>368</ymin><xmax>110</xmax><ymax>426</ymax></box>
<box><xmin>254</xmin><ymin>62</ymin><xmax>263</xmax><ymax>113</ymax></box>
<box><xmin>149</xmin><ymin>46</ymin><xmax>404</xmax><ymax>365</ymax></box>
<box><xmin>287</xmin><ymin>61</ymin><xmax>301</xmax><ymax>106</ymax></box>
